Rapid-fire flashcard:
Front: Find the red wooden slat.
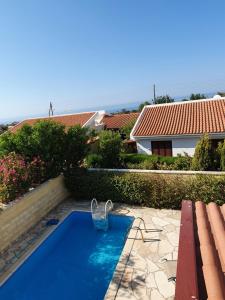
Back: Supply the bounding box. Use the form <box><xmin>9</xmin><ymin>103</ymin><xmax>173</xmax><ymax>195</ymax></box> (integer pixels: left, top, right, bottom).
<box><xmin>175</xmin><ymin>200</ymin><xmax>199</xmax><ymax>300</ymax></box>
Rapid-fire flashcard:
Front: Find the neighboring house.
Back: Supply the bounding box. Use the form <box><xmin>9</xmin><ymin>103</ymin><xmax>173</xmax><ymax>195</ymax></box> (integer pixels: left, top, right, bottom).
<box><xmin>10</xmin><ymin>111</ymin><xmax>105</xmax><ymax>133</ymax></box>
<box><xmin>102</xmin><ymin>112</ymin><xmax>139</xmax><ymax>132</ymax></box>
<box><xmin>131</xmin><ymin>98</ymin><xmax>225</xmax><ymax>157</ymax></box>
<box><xmin>103</xmin><ymin>112</ymin><xmax>140</xmax><ymax>153</ymax></box>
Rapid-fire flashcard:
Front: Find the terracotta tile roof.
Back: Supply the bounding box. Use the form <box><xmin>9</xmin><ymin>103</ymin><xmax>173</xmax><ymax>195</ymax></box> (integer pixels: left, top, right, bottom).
<box><xmin>103</xmin><ymin>112</ymin><xmax>139</xmax><ymax>130</ymax></box>
<box><xmin>10</xmin><ymin>112</ymin><xmax>96</xmax><ymax>133</ymax></box>
<box><xmin>195</xmin><ymin>201</ymin><xmax>225</xmax><ymax>299</ymax></box>
<box><xmin>133</xmin><ymin>98</ymin><xmax>225</xmax><ymax>137</ymax></box>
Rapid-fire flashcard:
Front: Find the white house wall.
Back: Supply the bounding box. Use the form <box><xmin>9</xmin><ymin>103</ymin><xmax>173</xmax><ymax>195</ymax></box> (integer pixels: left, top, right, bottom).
<box><xmin>136</xmin><ymin>137</ymin><xmax>199</xmax><ymax>157</ymax></box>
<box><xmin>172</xmin><ymin>138</ymin><xmax>199</xmax><ymax>156</ymax></box>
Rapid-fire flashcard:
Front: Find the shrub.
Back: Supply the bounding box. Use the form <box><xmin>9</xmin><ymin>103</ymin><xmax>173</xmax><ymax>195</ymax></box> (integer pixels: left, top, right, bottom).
<box><xmin>98</xmin><ymin>130</ymin><xmax>121</xmax><ymax>167</ymax></box>
<box><xmin>0</xmin><ymin>153</ymin><xmax>30</xmax><ymax>203</ymax></box>
<box><xmin>218</xmin><ymin>140</ymin><xmax>225</xmax><ymax>171</ymax></box>
<box><xmin>64</xmin><ymin>125</ymin><xmax>89</xmax><ymax>170</ymax></box>
<box><xmin>0</xmin><ymin>132</ymin><xmax>16</xmax><ymax>157</ymax></box>
<box><xmin>173</xmin><ymin>154</ymin><xmax>192</xmax><ymax>170</ymax></box>
<box><xmin>120</xmin><ymin>119</ymin><xmax>136</xmax><ymax>140</ymax></box>
<box><xmin>30</xmin><ymin>121</ymin><xmax>66</xmax><ymax>178</ymax></box>
<box><xmin>84</xmin><ymin>153</ymin><xmax>103</xmax><ymax>168</ymax></box>
<box><xmin>0</xmin><ymin>121</ymin><xmax>66</xmax><ymax>178</ymax></box>
<box><xmin>64</xmin><ymin>169</ymin><xmax>225</xmax><ymax>208</ymax></box>
<box><xmin>120</xmin><ymin>153</ymin><xmax>180</xmax><ymax>170</ymax></box>
<box><xmin>28</xmin><ymin>156</ymin><xmax>45</xmax><ymax>185</ymax></box>
<box><xmin>192</xmin><ymin>134</ymin><xmax>213</xmax><ymax>170</ymax></box>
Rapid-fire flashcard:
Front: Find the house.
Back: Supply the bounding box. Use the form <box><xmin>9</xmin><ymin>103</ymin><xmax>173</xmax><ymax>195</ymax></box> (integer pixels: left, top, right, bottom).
<box><xmin>131</xmin><ymin>98</ymin><xmax>225</xmax><ymax>156</ymax></box>
<box><xmin>102</xmin><ymin>112</ymin><xmax>139</xmax><ymax>133</ymax></box>
<box><xmin>10</xmin><ymin>111</ymin><xmax>105</xmax><ymax>133</ymax></box>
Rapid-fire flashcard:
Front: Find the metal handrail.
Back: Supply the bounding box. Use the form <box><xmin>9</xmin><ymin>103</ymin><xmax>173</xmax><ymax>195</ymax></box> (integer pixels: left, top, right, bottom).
<box><xmin>104</xmin><ymin>199</ymin><xmax>113</xmax><ymax>218</ymax></box>
<box><xmin>91</xmin><ymin>198</ymin><xmax>98</xmax><ymax>214</ymax></box>
<box><xmin>135</xmin><ymin>217</ymin><xmax>149</xmax><ymax>232</ymax></box>
<box><xmin>132</xmin><ymin>226</ymin><xmax>145</xmax><ymax>242</ymax></box>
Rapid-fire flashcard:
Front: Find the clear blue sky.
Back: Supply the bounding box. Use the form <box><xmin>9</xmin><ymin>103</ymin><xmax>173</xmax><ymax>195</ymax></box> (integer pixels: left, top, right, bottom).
<box><xmin>0</xmin><ymin>0</ymin><xmax>225</xmax><ymax>121</ymax></box>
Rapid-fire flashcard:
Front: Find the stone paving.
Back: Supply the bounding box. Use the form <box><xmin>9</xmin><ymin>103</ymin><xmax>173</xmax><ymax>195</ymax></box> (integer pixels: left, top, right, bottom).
<box><xmin>0</xmin><ymin>199</ymin><xmax>181</xmax><ymax>300</ymax></box>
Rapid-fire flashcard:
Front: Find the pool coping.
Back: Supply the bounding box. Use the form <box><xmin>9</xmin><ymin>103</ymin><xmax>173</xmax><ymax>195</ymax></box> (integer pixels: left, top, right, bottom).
<box><xmin>104</xmin><ymin>217</ymin><xmax>140</xmax><ymax>300</ymax></box>
<box><xmin>0</xmin><ymin>208</ymin><xmax>138</xmax><ymax>300</ymax></box>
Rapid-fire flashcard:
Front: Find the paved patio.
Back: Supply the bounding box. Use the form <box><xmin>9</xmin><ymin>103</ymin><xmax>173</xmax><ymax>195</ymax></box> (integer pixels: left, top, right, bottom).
<box><xmin>0</xmin><ymin>199</ymin><xmax>180</xmax><ymax>300</ymax></box>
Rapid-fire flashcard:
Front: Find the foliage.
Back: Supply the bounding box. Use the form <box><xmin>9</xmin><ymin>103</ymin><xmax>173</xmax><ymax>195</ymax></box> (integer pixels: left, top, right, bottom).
<box><xmin>192</xmin><ymin>134</ymin><xmax>213</xmax><ymax>170</ymax></box>
<box><xmin>65</xmin><ymin>169</ymin><xmax>225</xmax><ymax>208</ymax></box>
<box><xmin>173</xmin><ymin>153</ymin><xmax>192</xmax><ymax>170</ymax></box>
<box><xmin>0</xmin><ymin>153</ymin><xmax>30</xmax><ymax>203</ymax></box>
<box><xmin>0</xmin><ymin>124</ymin><xmax>8</xmax><ymax>135</ymax></box>
<box><xmin>0</xmin><ymin>132</ymin><xmax>16</xmax><ymax>157</ymax></box>
<box><xmin>218</xmin><ymin>92</ymin><xmax>225</xmax><ymax>97</ymax></box>
<box><xmin>28</xmin><ymin>121</ymin><xmax>66</xmax><ymax>178</ymax></box>
<box><xmin>84</xmin><ymin>153</ymin><xmax>103</xmax><ymax>168</ymax></box>
<box><xmin>120</xmin><ymin>153</ymin><xmax>178</xmax><ymax>167</ymax></box>
<box><xmin>218</xmin><ymin>140</ymin><xmax>225</xmax><ymax>171</ymax></box>
<box><xmin>190</xmin><ymin>93</ymin><xmax>206</xmax><ymax>100</ymax></box>
<box><xmin>0</xmin><ymin>121</ymin><xmax>90</xmax><ymax>178</ymax></box>
<box><xmin>98</xmin><ymin>130</ymin><xmax>121</xmax><ymax>167</ymax></box>
<box><xmin>120</xmin><ymin>119</ymin><xmax>136</xmax><ymax>139</ymax></box>
<box><xmin>28</xmin><ymin>156</ymin><xmax>46</xmax><ymax>185</ymax></box>
<box><xmin>154</xmin><ymin>95</ymin><xmax>174</xmax><ymax>104</ymax></box>
<box><xmin>138</xmin><ymin>101</ymin><xmax>151</xmax><ymax>111</ymax></box>
<box><xmin>64</xmin><ymin>125</ymin><xmax>89</xmax><ymax>170</ymax></box>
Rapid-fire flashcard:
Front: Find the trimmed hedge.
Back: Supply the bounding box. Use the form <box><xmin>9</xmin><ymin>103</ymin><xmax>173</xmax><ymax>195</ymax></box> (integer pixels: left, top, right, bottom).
<box><xmin>121</xmin><ymin>153</ymin><xmax>178</xmax><ymax>165</ymax></box>
<box><xmin>64</xmin><ymin>168</ymin><xmax>225</xmax><ymax>209</ymax></box>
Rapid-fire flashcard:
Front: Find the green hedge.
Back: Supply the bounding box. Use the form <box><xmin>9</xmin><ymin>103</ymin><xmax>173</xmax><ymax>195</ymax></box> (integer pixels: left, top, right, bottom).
<box><xmin>64</xmin><ymin>168</ymin><xmax>225</xmax><ymax>209</ymax></box>
<box><xmin>121</xmin><ymin>153</ymin><xmax>178</xmax><ymax>165</ymax></box>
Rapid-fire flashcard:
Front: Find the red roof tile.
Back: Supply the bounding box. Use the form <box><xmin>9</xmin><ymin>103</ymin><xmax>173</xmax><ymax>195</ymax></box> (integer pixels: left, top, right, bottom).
<box><xmin>10</xmin><ymin>112</ymin><xmax>96</xmax><ymax>133</ymax></box>
<box><xmin>195</xmin><ymin>201</ymin><xmax>225</xmax><ymax>299</ymax></box>
<box><xmin>133</xmin><ymin>99</ymin><xmax>225</xmax><ymax>137</ymax></box>
<box><xmin>103</xmin><ymin>113</ymin><xmax>139</xmax><ymax>130</ymax></box>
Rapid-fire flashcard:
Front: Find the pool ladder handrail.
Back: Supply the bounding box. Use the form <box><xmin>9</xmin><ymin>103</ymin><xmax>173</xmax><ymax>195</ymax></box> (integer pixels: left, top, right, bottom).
<box><xmin>91</xmin><ymin>198</ymin><xmax>113</xmax><ymax>219</ymax></box>
<box><xmin>91</xmin><ymin>198</ymin><xmax>98</xmax><ymax>214</ymax></box>
<box><xmin>132</xmin><ymin>217</ymin><xmax>163</xmax><ymax>242</ymax></box>
<box><xmin>104</xmin><ymin>199</ymin><xmax>113</xmax><ymax>218</ymax></box>
<box><xmin>132</xmin><ymin>226</ymin><xmax>145</xmax><ymax>242</ymax></box>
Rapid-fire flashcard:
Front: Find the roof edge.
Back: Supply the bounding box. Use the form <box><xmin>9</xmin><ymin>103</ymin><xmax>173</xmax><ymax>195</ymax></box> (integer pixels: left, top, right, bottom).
<box><xmin>143</xmin><ymin>97</ymin><xmax>225</xmax><ymax>108</ymax></box>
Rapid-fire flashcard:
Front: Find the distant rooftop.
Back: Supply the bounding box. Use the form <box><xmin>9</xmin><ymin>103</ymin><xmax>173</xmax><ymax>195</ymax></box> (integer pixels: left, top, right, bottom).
<box><xmin>10</xmin><ymin>112</ymin><xmax>96</xmax><ymax>133</ymax></box>
<box><xmin>103</xmin><ymin>112</ymin><xmax>140</xmax><ymax>130</ymax></box>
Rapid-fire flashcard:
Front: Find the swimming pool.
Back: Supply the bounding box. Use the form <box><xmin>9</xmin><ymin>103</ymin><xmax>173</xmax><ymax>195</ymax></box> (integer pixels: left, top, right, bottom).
<box><xmin>0</xmin><ymin>211</ymin><xmax>133</xmax><ymax>300</ymax></box>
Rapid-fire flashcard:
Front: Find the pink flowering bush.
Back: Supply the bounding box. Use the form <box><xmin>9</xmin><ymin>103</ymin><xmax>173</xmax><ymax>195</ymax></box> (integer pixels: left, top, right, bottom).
<box><xmin>0</xmin><ymin>153</ymin><xmax>45</xmax><ymax>203</ymax></box>
<box><xmin>0</xmin><ymin>153</ymin><xmax>30</xmax><ymax>203</ymax></box>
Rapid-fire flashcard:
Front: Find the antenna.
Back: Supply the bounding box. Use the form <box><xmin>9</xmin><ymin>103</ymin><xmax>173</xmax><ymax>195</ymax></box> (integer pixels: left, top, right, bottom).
<box><xmin>49</xmin><ymin>101</ymin><xmax>54</xmax><ymax>117</ymax></box>
<box><xmin>153</xmin><ymin>84</ymin><xmax>156</xmax><ymax>103</ymax></box>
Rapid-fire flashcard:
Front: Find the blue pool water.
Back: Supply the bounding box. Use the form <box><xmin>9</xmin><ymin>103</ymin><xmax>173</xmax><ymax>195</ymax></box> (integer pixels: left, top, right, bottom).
<box><xmin>0</xmin><ymin>211</ymin><xmax>133</xmax><ymax>300</ymax></box>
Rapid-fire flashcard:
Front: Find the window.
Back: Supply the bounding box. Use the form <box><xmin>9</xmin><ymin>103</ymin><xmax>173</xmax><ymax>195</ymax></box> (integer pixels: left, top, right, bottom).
<box><xmin>151</xmin><ymin>141</ymin><xmax>172</xmax><ymax>156</ymax></box>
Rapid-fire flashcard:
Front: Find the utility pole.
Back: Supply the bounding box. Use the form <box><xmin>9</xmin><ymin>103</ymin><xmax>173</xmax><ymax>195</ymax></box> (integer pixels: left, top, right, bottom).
<box><xmin>49</xmin><ymin>101</ymin><xmax>54</xmax><ymax>117</ymax></box>
<box><xmin>153</xmin><ymin>84</ymin><xmax>156</xmax><ymax>104</ymax></box>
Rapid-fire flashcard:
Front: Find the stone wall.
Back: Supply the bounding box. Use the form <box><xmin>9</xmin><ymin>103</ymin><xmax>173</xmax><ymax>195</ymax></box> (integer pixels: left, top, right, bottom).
<box><xmin>0</xmin><ymin>175</ymin><xmax>69</xmax><ymax>253</ymax></box>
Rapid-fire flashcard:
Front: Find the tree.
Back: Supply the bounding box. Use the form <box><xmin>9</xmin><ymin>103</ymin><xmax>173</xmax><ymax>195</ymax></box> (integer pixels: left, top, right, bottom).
<box><xmin>64</xmin><ymin>125</ymin><xmax>89</xmax><ymax>170</ymax></box>
<box><xmin>120</xmin><ymin>119</ymin><xmax>136</xmax><ymax>139</ymax></box>
<box><xmin>217</xmin><ymin>140</ymin><xmax>225</xmax><ymax>171</ymax></box>
<box><xmin>98</xmin><ymin>130</ymin><xmax>121</xmax><ymax>167</ymax></box>
<box><xmin>0</xmin><ymin>121</ymin><xmax>66</xmax><ymax>178</ymax></box>
<box><xmin>0</xmin><ymin>131</ymin><xmax>16</xmax><ymax>157</ymax></box>
<box><xmin>218</xmin><ymin>92</ymin><xmax>225</xmax><ymax>97</ymax></box>
<box><xmin>190</xmin><ymin>93</ymin><xmax>206</xmax><ymax>100</ymax></box>
<box><xmin>191</xmin><ymin>134</ymin><xmax>213</xmax><ymax>170</ymax></box>
<box><xmin>154</xmin><ymin>95</ymin><xmax>174</xmax><ymax>104</ymax></box>
<box><xmin>138</xmin><ymin>101</ymin><xmax>151</xmax><ymax>111</ymax></box>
